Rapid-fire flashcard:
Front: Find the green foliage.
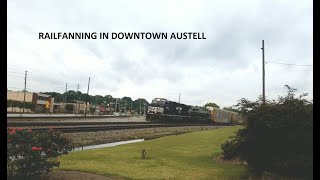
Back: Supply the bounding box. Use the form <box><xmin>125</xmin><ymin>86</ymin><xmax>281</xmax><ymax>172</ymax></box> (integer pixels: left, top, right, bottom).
<box><xmin>41</xmin><ymin>92</ymin><xmax>64</xmax><ymax>103</ymax></box>
<box><xmin>65</xmin><ymin>90</ymin><xmax>78</xmax><ymax>103</ymax></box>
<box><xmin>221</xmin><ymin>128</ymin><xmax>247</xmax><ymax>159</ymax></box>
<box><xmin>222</xmin><ymin>106</ymin><xmax>240</xmax><ymax>113</ymax></box>
<box><xmin>93</xmin><ymin>95</ymin><xmax>104</xmax><ymax>105</ymax></box>
<box><xmin>7</xmin><ymin>100</ymin><xmax>34</xmax><ymax>111</ymax></box>
<box><xmin>7</xmin><ymin>128</ymin><xmax>74</xmax><ymax>177</ymax></box>
<box><xmin>39</xmin><ymin>91</ymin><xmax>150</xmax><ymax>114</ymax></box>
<box><xmin>221</xmin><ymin>85</ymin><xmax>313</xmax><ymax>178</ymax></box>
<box><xmin>204</xmin><ymin>102</ymin><xmax>220</xmax><ymax>109</ymax></box>
<box><xmin>7</xmin><ymin>99</ymin><xmax>13</xmax><ymax>107</ymax></box>
<box><xmin>133</xmin><ymin>98</ymin><xmax>149</xmax><ymax>114</ymax></box>
<box><xmin>25</xmin><ymin>102</ymin><xmax>34</xmax><ymax>110</ymax></box>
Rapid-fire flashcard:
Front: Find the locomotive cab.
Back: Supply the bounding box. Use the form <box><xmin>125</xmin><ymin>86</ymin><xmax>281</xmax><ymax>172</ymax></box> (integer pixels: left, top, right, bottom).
<box><xmin>146</xmin><ymin>98</ymin><xmax>167</xmax><ymax>120</ymax></box>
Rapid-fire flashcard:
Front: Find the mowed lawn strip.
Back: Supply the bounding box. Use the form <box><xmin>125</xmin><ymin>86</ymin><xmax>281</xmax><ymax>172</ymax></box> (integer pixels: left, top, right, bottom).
<box><xmin>58</xmin><ymin>126</ymin><xmax>248</xmax><ymax>180</ymax></box>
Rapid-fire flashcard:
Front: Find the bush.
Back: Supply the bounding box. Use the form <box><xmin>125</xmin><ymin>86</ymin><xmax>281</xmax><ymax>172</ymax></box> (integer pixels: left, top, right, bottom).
<box><xmin>221</xmin><ymin>85</ymin><xmax>313</xmax><ymax>178</ymax></box>
<box><xmin>7</xmin><ymin>127</ymin><xmax>74</xmax><ymax>177</ymax></box>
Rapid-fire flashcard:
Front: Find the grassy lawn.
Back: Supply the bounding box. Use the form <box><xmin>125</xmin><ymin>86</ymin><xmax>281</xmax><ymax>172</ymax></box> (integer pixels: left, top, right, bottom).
<box><xmin>57</xmin><ymin>126</ymin><xmax>248</xmax><ymax>180</ymax></box>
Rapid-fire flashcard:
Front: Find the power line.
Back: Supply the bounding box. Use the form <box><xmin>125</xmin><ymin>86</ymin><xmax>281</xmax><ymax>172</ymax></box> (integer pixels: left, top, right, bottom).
<box><xmin>8</xmin><ymin>71</ymin><xmax>25</xmax><ymax>75</ymax></box>
<box><xmin>266</xmin><ymin>61</ymin><xmax>313</xmax><ymax>67</ymax></box>
<box><xmin>27</xmin><ymin>77</ymin><xmax>66</xmax><ymax>88</ymax></box>
<box><xmin>28</xmin><ymin>72</ymin><xmax>65</xmax><ymax>85</ymax></box>
<box><xmin>7</xmin><ymin>86</ymin><xmax>24</xmax><ymax>90</ymax></box>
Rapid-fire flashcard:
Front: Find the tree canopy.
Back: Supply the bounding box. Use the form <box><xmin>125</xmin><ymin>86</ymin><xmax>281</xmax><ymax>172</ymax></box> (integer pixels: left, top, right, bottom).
<box><xmin>204</xmin><ymin>102</ymin><xmax>220</xmax><ymax>109</ymax></box>
<box><xmin>221</xmin><ymin>85</ymin><xmax>313</xmax><ymax>178</ymax></box>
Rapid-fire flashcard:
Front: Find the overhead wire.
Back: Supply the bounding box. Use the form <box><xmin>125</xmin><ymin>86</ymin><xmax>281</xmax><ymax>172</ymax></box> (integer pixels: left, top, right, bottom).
<box><xmin>266</xmin><ymin>61</ymin><xmax>313</xmax><ymax>67</ymax></box>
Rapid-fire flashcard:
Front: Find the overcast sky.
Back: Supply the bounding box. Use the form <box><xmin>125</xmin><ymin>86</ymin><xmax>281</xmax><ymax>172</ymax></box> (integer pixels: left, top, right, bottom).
<box><xmin>7</xmin><ymin>0</ymin><xmax>313</xmax><ymax>107</ymax></box>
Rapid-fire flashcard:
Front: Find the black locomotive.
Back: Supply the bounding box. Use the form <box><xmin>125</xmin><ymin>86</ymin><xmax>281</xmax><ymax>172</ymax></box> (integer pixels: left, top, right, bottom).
<box><xmin>146</xmin><ymin>98</ymin><xmax>211</xmax><ymax>123</ymax></box>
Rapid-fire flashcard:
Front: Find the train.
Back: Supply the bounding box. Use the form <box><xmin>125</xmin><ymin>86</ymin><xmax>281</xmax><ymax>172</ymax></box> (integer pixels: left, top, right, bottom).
<box><xmin>146</xmin><ymin>98</ymin><xmax>243</xmax><ymax>124</ymax></box>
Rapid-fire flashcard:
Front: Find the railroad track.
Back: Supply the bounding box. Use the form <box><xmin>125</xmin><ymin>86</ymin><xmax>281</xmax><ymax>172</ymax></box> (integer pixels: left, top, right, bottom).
<box><xmin>7</xmin><ymin>121</ymin><xmax>153</xmax><ymax>127</ymax></box>
<box><xmin>7</xmin><ymin>115</ymin><xmax>131</xmax><ymax>120</ymax></box>
<box><xmin>11</xmin><ymin>123</ymin><xmax>224</xmax><ymax>133</ymax></box>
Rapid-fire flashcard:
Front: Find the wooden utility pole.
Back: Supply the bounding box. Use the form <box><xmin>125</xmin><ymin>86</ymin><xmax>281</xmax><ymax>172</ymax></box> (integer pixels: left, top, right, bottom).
<box><xmin>23</xmin><ymin>70</ymin><xmax>27</xmax><ymax>113</ymax></box>
<box><xmin>179</xmin><ymin>93</ymin><xmax>181</xmax><ymax>103</ymax></box>
<box><xmin>77</xmin><ymin>84</ymin><xmax>79</xmax><ymax>114</ymax></box>
<box><xmin>115</xmin><ymin>98</ymin><xmax>118</xmax><ymax>114</ymax></box>
<box><xmin>261</xmin><ymin>40</ymin><xmax>266</xmax><ymax>104</ymax></box>
<box><xmin>140</xmin><ymin>99</ymin><xmax>142</xmax><ymax>115</ymax></box>
<box><xmin>119</xmin><ymin>99</ymin><xmax>122</xmax><ymax>114</ymax></box>
<box><xmin>85</xmin><ymin>77</ymin><xmax>90</xmax><ymax>116</ymax></box>
<box><xmin>64</xmin><ymin>83</ymin><xmax>68</xmax><ymax>113</ymax></box>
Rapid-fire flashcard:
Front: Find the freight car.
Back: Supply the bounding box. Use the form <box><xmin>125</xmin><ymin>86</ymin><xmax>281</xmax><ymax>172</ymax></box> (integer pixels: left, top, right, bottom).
<box><xmin>206</xmin><ymin>106</ymin><xmax>242</xmax><ymax>124</ymax></box>
<box><xmin>146</xmin><ymin>98</ymin><xmax>242</xmax><ymax>124</ymax></box>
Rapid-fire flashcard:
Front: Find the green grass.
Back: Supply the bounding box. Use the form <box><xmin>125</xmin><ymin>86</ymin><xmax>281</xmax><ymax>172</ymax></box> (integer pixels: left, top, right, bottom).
<box><xmin>58</xmin><ymin>126</ymin><xmax>248</xmax><ymax>180</ymax></box>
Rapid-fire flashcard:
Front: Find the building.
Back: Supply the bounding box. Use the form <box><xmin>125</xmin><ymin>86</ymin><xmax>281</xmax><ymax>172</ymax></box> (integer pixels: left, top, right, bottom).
<box><xmin>7</xmin><ymin>90</ymin><xmax>55</xmax><ymax>113</ymax></box>
<box><xmin>7</xmin><ymin>90</ymin><xmax>94</xmax><ymax>114</ymax></box>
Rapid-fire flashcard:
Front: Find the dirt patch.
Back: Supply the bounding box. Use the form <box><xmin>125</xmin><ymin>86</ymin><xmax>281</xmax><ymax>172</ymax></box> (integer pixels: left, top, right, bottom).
<box><xmin>41</xmin><ymin>170</ymin><xmax>117</xmax><ymax>180</ymax></box>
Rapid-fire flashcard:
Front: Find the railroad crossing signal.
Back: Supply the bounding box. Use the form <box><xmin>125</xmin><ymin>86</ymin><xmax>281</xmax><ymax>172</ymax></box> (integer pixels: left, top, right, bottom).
<box><xmin>45</xmin><ymin>101</ymin><xmax>50</xmax><ymax>109</ymax></box>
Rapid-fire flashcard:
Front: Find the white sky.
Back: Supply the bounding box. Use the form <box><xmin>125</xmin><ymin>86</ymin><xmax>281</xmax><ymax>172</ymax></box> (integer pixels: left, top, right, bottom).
<box><xmin>7</xmin><ymin>0</ymin><xmax>313</xmax><ymax>107</ymax></box>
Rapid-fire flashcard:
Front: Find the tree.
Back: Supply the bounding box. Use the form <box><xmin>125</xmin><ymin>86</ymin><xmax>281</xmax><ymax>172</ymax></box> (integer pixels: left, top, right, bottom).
<box><xmin>104</xmin><ymin>95</ymin><xmax>113</xmax><ymax>105</ymax></box>
<box><xmin>222</xmin><ymin>106</ymin><xmax>239</xmax><ymax>113</ymax></box>
<box><xmin>17</xmin><ymin>101</ymin><xmax>24</xmax><ymax>112</ymax></box>
<box><xmin>93</xmin><ymin>95</ymin><xmax>104</xmax><ymax>105</ymax></box>
<box><xmin>133</xmin><ymin>98</ymin><xmax>149</xmax><ymax>114</ymax></box>
<box><xmin>65</xmin><ymin>90</ymin><xmax>78</xmax><ymax>103</ymax></box>
<box><xmin>204</xmin><ymin>102</ymin><xmax>220</xmax><ymax>109</ymax></box>
<box><xmin>41</xmin><ymin>92</ymin><xmax>64</xmax><ymax>103</ymax></box>
<box><xmin>25</xmin><ymin>102</ymin><xmax>34</xmax><ymax>111</ymax></box>
<box><xmin>121</xmin><ymin>97</ymin><xmax>133</xmax><ymax>111</ymax></box>
<box><xmin>7</xmin><ymin>99</ymin><xmax>14</xmax><ymax>111</ymax></box>
<box><xmin>221</xmin><ymin>85</ymin><xmax>313</xmax><ymax>178</ymax></box>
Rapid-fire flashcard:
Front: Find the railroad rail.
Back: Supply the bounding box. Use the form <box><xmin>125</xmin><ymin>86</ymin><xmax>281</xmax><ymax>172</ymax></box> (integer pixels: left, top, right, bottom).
<box><xmin>7</xmin><ymin>121</ymin><xmax>152</xmax><ymax>127</ymax></box>
<box><xmin>7</xmin><ymin>115</ymin><xmax>131</xmax><ymax>120</ymax></box>
<box><xmin>8</xmin><ymin>123</ymin><xmax>226</xmax><ymax>133</ymax></box>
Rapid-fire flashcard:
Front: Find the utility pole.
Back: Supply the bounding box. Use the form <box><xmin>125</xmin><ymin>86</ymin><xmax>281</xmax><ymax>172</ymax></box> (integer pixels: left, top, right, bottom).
<box><xmin>95</xmin><ymin>96</ymin><xmax>98</xmax><ymax>115</ymax></box>
<box><xmin>115</xmin><ymin>98</ymin><xmax>118</xmax><ymax>114</ymax></box>
<box><xmin>120</xmin><ymin>99</ymin><xmax>122</xmax><ymax>114</ymax></box>
<box><xmin>179</xmin><ymin>93</ymin><xmax>181</xmax><ymax>103</ymax></box>
<box><xmin>261</xmin><ymin>40</ymin><xmax>266</xmax><ymax>104</ymax></box>
<box><xmin>140</xmin><ymin>99</ymin><xmax>142</xmax><ymax>115</ymax></box>
<box><xmin>77</xmin><ymin>84</ymin><xmax>79</xmax><ymax>114</ymax></box>
<box><xmin>23</xmin><ymin>70</ymin><xmax>27</xmax><ymax>113</ymax></box>
<box><xmin>84</xmin><ymin>77</ymin><xmax>90</xmax><ymax>116</ymax></box>
<box><xmin>64</xmin><ymin>83</ymin><xmax>68</xmax><ymax>113</ymax></box>
<box><xmin>111</xmin><ymin>97</ymin><xmax>113</xmax><ymax>113</ymax></box>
